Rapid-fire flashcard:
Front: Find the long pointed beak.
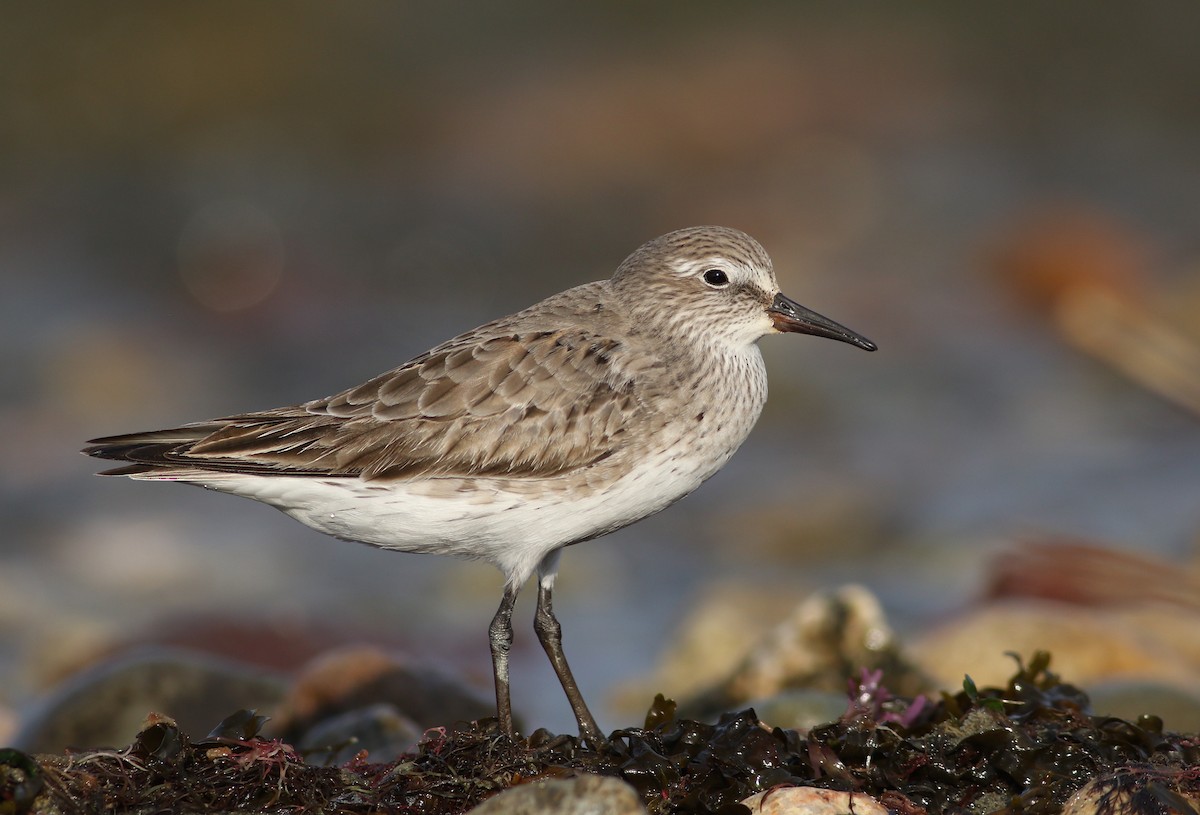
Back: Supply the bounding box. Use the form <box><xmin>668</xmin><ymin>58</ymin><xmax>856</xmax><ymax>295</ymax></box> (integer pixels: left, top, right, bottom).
<box><xmin>768</xmin><ymin>293</ymin><xmax>877</xmax><ymax>351</ymax></box>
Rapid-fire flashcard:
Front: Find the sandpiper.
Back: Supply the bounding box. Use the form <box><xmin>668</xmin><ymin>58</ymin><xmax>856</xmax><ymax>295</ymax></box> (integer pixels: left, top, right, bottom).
<box><xmin>85</xmin><ymin>226</ymin><xmax>876</xmax><ymax>744</ymax></box>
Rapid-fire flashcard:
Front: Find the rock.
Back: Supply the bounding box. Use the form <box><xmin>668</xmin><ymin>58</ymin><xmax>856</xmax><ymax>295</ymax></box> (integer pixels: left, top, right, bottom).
<box><xmin>1063</xmin><ymin>767</ymin><xmax>1200</xmax><ymax>815</ymax></box>
<box><xmin>296</xmin><ymin>702</ymin><xmax>423</xmax><ymax>765</ymax></box>
<box><xmin>740</xmin><ymin>787</ymin><xmax>888</xmax><ymax>815</ymax></box>
<box><xmin>273</xmin><ymin>644</ymin><xmax>494</xmax><ymax>743</ymax></box>
<box><xmin>13</xmin><ymin>646</ymin><xmax>286</xmax><ymax>754</ymax></box>
<box><xmin>982</xmin><ymin>538</ymin><xmax>1200</xmax><ymax>611</ymax></box>
<box><xmin>681</xmin><ymin>585</ymin><xmax>926</xmax><ymax>720</ymax></box>
<box><xmin>467</xmin><ymin>774</ymin><xmax>647</xmax><ymax>815</ymax></box>
<box><xmin>743</xmin><ymin>689</ymin><xmax>849</xmax><ymax>733</ymax></box>
<box><xmin>989</xmin><ymin>206</ymin><xmax>1148</xmax><ymax>315</ymax></box>
<box><xmin>915</xmin><ymin>539</ymin><xmax>1200</xmax><ymax>732</ymax></box>
<box><xmin>613</xmin><ymin>581</ymin><xmax>801</xmax><ymax>716</ymax></box>
<box><xmin>1087</xmin><ymin>680</ymin><xmax>1200</xmax><ymax>733</ymax></box>
<box><xmin>0</xmin><ymin>702</ymin><xmax>16</xmax><ymax>745</ymax></box>
<box><xmin>911</xmin><ymin>600</ymin><xmax>1200</xmax><ymax>692</ymax></box>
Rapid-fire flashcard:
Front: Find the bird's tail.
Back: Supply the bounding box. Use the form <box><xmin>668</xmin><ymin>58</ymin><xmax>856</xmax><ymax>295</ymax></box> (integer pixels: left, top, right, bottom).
<box><xmin>83</xmin><ymin>424</ymin><xmax>223</xmax><ymax>477</ymax></box>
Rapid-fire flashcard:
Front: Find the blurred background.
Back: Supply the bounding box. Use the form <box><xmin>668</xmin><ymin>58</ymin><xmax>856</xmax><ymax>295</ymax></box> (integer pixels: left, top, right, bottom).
<box><xmin>3</xmin><ymin>3</ymin><xmax>1199</xmax><ymax>740</ymax></box>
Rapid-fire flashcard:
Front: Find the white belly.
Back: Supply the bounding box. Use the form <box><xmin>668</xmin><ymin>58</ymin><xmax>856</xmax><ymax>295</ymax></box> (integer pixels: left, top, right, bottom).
<box><xmin>196</xmin><ymin>442</ymin><xmax>722</xmax><ymax>588</ymax></box>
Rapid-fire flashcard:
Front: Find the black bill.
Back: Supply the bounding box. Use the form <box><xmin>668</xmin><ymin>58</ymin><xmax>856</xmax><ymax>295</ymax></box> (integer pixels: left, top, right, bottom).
<box><xmin>768</xmin><ymin>293</ymin><xmax>877</xmax><ymax>351</ymax></box>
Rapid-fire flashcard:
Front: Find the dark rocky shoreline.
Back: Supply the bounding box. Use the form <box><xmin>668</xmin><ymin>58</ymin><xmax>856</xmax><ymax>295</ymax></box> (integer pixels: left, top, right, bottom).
<box><xmin>4</xmin><ymin>653</ymin><xmax>1199</xmax><ymax>815</ymax></box>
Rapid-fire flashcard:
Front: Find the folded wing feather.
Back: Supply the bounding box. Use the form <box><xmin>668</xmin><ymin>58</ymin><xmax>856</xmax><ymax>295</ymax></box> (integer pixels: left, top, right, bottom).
<box><xmin>84</xmin><ymin>330</ymin><xmax>640</xmax><ymax>481</ymax></box>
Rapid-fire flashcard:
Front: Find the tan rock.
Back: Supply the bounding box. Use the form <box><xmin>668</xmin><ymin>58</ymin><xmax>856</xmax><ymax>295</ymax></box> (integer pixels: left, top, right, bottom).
<box><xmin>468</xmin><ymin>774</ymin><xmax>647</xmax><ymax>815</ymax></box>
<box><xmin>612</xmin><ymin>581</ymin><xmax>802</xmax><ymax>715</ymax></box>
<box><xmin>741</xmin><ymin>786</ymin><xmax>888</xmax><ymax>815</ymax></box>
<box><xmin>1063</xmin><ymin>769</ymin><xmax>1200</xmax><ymax>815</ymax></box>
<box><xmin>911</xmin><ymin>600</ymin><xmax>1200</xmax><ymax>692</ymax></box>
<box><xmin>682</xmin><ymin>585</ymin><xmax>923</xmax><ymax>719</ymax></box>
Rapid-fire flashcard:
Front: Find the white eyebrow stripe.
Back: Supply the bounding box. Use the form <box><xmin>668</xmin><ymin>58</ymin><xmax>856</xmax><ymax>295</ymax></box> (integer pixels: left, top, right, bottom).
<box><xmin>669</xmin><ymin>256</ymin><xmax>733</xmax><ymax>277</ymax></box>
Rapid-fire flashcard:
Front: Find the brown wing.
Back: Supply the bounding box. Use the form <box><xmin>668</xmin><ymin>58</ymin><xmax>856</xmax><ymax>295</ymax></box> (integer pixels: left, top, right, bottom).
<box><xmin>85</xmin><ymin>329</ymin><xmax>641</xmax><ymax>481</ymax></box>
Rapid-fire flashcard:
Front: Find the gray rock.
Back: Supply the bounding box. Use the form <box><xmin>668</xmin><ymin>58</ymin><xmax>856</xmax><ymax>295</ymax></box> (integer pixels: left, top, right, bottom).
<box><xmin>467</xmin><ymin>774</ymin><xmax>647</xmax><ymax>815</ymax></box>
<box><xmin>747</xmin><ymin>688</ymin><xmax>849</xmax><ymax>732</ymax></box>
<box><xmin>296</xmin><ymin>702</ymin><xmax>423</xmax><ymax>765</ymax></box>
<box><xmin>274</xmin><ymin>644</ymin><xmax>495</xmax><ymax>740</ymax></box>
<box><xmin>1088</xmin><ymin>680</ymin><xmax>1200</xmax><ymax>733</ymax></box>
<box><xmin>14</xmin><ymin>646</ymin><xmax>286</xmax><ymax>754</ymax></box>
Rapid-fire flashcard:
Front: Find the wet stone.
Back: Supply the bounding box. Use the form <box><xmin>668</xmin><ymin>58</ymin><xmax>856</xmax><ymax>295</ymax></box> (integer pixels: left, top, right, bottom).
<box><xmin>467</xmin><ymin>774</ymin><xmax>647</xmax><ymax>815</ymax></box>
<box><xmin>295</xmin><ymin>702</ymin><xmax>423</xmax><ymax>765</ymax></box>
<box><xmin>12</xmin><ymin>646</ymin><xmax>286</xmax><ymax>754</ymax></box>
<box><xmin>740</xmin><ymin>787</ymin><xmax>889</xmax><ymax>815</ymax></box>
<box><xmin>1063</xmin><ymin>767</ymin><xmax>1200</xmax><ymax>815</ymax></box>
<box><xmin>274</xmin><ymin>644</ymin><xmax>494</xmax><ymax>745</ymax></box>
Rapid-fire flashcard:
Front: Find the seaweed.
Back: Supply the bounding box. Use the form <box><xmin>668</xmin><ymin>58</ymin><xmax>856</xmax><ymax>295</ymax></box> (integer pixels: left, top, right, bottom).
<box><xmin>5</xmin><ymin>653</ymin><xmax>1199</xmax><ymax>814</ymax></box>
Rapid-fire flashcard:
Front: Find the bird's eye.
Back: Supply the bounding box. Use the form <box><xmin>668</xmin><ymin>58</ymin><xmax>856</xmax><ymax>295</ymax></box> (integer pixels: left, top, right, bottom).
<box><xmin>702</xmin><ymin>269</ymin><xmax>729</xmax><ymax>287</ymax></box>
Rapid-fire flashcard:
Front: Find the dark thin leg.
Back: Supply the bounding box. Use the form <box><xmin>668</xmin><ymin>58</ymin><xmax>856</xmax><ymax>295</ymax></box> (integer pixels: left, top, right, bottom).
<box><xmin>534</xmin><ymin>580</ymin><xmax>604</xmax><ymax>744</ymax></box>
<box><xmin>488</xmin><ymin>585</ymin><xmax>518</xmax><ymax>738</ymax></box>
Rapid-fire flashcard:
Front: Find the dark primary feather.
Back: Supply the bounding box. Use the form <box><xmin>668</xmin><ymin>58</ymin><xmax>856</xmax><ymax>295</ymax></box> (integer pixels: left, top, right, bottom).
<box><xmin>85</xmin><ymin>326</ymin><xmax>643</xmax><ymax>481</ymax></box>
